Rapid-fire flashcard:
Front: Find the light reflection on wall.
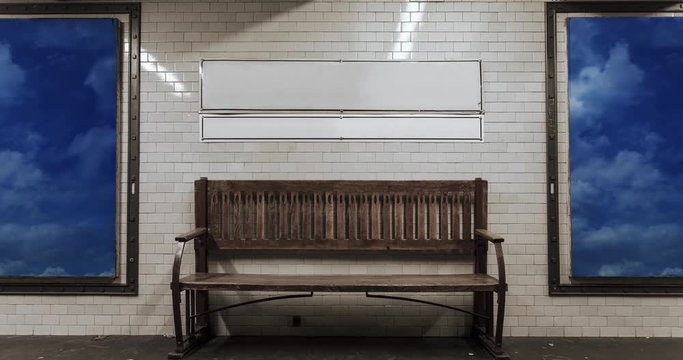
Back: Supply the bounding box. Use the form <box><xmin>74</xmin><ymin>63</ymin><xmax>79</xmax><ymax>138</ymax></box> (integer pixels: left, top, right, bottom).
<box><xmin>141</xmin><ymin>49</ymin><xmax>187</xmax><ymax>94</ymax></box>
<box><xmin>391</xmin><ymin>2</ymin><xmax>426</xmax><ymax>59</ymax></box>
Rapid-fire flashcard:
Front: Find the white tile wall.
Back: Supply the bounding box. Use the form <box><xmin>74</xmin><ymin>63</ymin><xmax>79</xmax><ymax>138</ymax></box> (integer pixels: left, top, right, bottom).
<box><xmin>1</xmin><ymin>0</ymin><xmax>682</xmax><ymax>338</ymax></box>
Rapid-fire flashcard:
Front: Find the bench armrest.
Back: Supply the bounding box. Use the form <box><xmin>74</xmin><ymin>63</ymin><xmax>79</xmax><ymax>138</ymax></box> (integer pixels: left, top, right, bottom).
<box><xmin>171</xmin><ymin>228</ymin><xmax>207</xmax><ymax>288</ymax></box>
<box><xmin>474</xmin><ymin>229</ymin><xmax>506</xmax><ymax>289</ymax></box>
<box><xmin>475</xmin><ymin>229</ymin><xmax>504</xmax><ymax>243</ymax></box>
<box><xmin>175</xmin><ymin>227</ymin><xmax>207</xmax><ymax>242</ymax></box>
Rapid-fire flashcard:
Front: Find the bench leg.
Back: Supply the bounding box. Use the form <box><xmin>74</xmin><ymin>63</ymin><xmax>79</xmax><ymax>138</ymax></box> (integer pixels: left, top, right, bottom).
<box><xmin>195</xmin><ymin>290</ymin><xmax>211</xmax><ymax>338</ymax></box>
<box><xmin>472</xmin><ymin>290</ymin><xmax>509</xmax><ymax>360</ymax></box>
<box><xmin>495</xmin><ymin>288</ymin><xmax>506</xmax><ymax>349</ymax></box>
<box><xmin>170</xmin><ymin>284</ymin><xmax>184</xmax><ymax>357</ymax></box>
<box><xmin>168</xmin><ymin>288</ymin><xmax>212</xmax><ymax>359</ymax></box>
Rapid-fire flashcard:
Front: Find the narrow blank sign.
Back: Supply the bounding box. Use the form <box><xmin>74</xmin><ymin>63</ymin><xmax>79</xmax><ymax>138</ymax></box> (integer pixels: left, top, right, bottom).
<box><xmin>201</xmin><ymin>60</ymin><xmax>482</xmax><ymax>113</ymax></box>
<box><xmin>201</xmin><ymin>115</ymin><xmax>483</xmax><ymax>141</ymax></box>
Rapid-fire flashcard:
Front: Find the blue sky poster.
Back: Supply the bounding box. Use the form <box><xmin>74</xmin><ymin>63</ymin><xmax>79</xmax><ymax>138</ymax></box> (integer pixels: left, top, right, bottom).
<box><xmin>568</xmin><ymin>17</ymin><xmax>683</xmax><ymax>277</ymax></box>
<box><xmin>0</xmin><ymin>19</ymin><xmax>118</xmax><ymax>277</ymax></box>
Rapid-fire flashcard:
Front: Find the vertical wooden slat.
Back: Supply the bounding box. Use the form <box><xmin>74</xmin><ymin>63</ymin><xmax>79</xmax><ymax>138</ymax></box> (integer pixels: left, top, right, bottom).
<box><xmin>359</xmin><ymin>194</ymin><xmax>369</xmax><ymax>240</ymax></box>
<box><xmin>394</xmin><ymin>193</ymin><xmax>404</xmax><ymax>240</ymax></box>
<box><xmin>383</xmin><ymin>194</ymin><xmax>392</xmax><ymax>240</ymax></box>
<box><xmin>290</xmin><ymin>193</ymin><xmax>300</xmax><ymax>240</ymax></box>
<box><xmin>244</xmin><ymin>192</ymin><xmax>255</xmax><ymax>240</ymax></box>
<box><xmin>428</xmin><ymin>194</ymin><xmax>438</xmax><ymax>240</ymax></box>
<box><xmin>474</xmin><ymin>178</ymin><xmax>488</xmax><ymax>274</ymax></box>
<box><xmin>278</xmin><ymin>193</ymin><xmax>288</xmax><ymax>240</ymax></box>
<box><xmin>325</xmin><ymin>192</ymin><xmax>334</xmax><ymax>240</ymax></box>
<box><xmin>194</xmin><ymin>178</ymin><xmax>208</xmax><ymax>233</ymax></box>
<box><xmin>302</xmin><ymin>193</ymin><xmax>312</xmax><ymax>240</ymax></box>
<box><xmin>194</xmin><ymin>178</ymin><xmax>208</xmax><ymax>271</ymax></box>
<box><xmin>232</xmin><ymin>192</ymin><xmax>242</xmax><ymax>240</ymax></box>
<box><xmin>221</xmin><ymin>192</ymin><xmax>231</xmax><ymax>241</ymax></box>
<box><xmin>440</xmin><ymin>194</ymin><xmax>449</xmax><ymax>240</ymax></box>
<box><xmin>405</xmin><ymin>194</ymin><xmax>415</xmax><ymax>240</ymax></box>
<box><xmin>416</xmin><ymin>194</ymin><xmax>426</xmax><ymax>240</ymax></box>
<box><xmin>371</xmin><ymin>194</ymin><xmax>381</xmax><ymax>240</ymax></box>
<box><xmin>336</xmin><ymin>193</ymin><xmax>346</xmax><ymax>240</ymax></box>
<box><xmin>348</xmin><ymin>195</ymin><xmax>358</xmax><ymax>240</ymax></box>
<box><xmin>205</xmin><ymin>181</ymin><xmax>481</xmax><ymax>251</ymax></box>
<box><xmin>463</xmin><ymin>193</ymin><xmax>472</xmax><ymax>241</ymax></box>
<box><xmin>451</xmin><ymin>193</ymin><xmax>461</xmax><ymax>240</ymax></box>
<box><xmin>477</xmin><ymin>180</ymin><xmax>488</xmax><ymax>233</ymax></box>
<box><xmin>208</xmin><ymin>190</ymin><xmax>221</xmax><ymax>240</ymax></box>
<box><xmin>314</xmin><ymin>193</ymin><xmax>323</xmax><ymax>240</ymax></box>
<box><xmin>256</xmin><ymin>192</ymin><xmax>265</xmax><ymax>239</ymax></box>
<box><xmin>266</xmin><ymin>192</ymin><xmax>277</xmax><ymax>240</ymax></box>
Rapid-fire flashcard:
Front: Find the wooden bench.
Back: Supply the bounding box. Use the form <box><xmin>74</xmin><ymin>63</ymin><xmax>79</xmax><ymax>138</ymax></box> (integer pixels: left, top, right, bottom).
<box><xmin>169</xmin><ymin>178</ymin><xmax>508</xmax><ymax>359</ymax></box>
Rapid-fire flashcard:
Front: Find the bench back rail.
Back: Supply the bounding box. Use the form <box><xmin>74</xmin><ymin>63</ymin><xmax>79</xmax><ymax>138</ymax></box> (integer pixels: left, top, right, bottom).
<box><xmin>201</xmin><ymin>180</ymin><xmax>488</xmax><ymax>253</ymax></box>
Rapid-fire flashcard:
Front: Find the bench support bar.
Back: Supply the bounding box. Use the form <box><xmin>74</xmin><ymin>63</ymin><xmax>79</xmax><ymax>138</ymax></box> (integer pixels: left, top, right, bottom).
<box><xmin>169</xmin><ymin>289</ymin><xmax>314</xmax><ymax>359</ymax></box>
<box><xmin>365</xmin><ymin>292</ymin><xmax>489</xmax><ymax>320</ymax></box>
<box><xmin>190</xmin><ymin>292</ymin><xmax>314</xmax><ymax>319</ymax></box>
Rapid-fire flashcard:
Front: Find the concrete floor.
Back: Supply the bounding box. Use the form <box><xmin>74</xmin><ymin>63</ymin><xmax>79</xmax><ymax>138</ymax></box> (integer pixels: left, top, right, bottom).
<box><xmin>0</xmin><ymin>335</ymin><xmax>681</xmax><ymax>360</ymax></box>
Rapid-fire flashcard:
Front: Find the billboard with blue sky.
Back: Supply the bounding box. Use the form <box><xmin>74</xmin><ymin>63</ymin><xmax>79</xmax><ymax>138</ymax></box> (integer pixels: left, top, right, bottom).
<box><xmin>568</xmin><ymin>17</ymin><xmax>683</xmax><ymax>277</ymax></box>
<box><xmin>0</xmin><ymin>19</ymin><xmax>117</xmax><ymax>277</ymax></box>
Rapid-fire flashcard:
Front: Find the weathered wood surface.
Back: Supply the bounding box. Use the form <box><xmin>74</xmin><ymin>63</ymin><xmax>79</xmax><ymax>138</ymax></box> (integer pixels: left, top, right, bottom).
<box><xmin>170</xmin><ymin>179</ymin><xmax>509</xmax><ymax>360</ymax></box>
<box><xmin>179</xmin><ymin>273</ymin><xmax>500</xmax><ymax>292</ymax></box>
<box><xmin>212</xmin><ymin>239</ymin><xmax>474</xmax><ymax>251</ymax></box>
<box><xmin>210</xmin><ymin>180</ymin><xmax>475</xmax><ymax>193</ymax></box>
<box><xmin>175</xmin><ymin>227</ymin><xmax>207</xmax><ymax>242</ymax></box>
<box><xmin>205</xmin><ymin>181</ymin><xmax>478</xmax><ymax>251</ymax></box>
<box><xmin>475</xmin><ymin>229</ymin><xmax>504</xmax><ymax>243</ymax></box>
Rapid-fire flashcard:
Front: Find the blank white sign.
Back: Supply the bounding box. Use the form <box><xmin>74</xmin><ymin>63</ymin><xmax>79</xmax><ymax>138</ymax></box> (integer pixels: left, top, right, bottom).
<box><xmin>201</xmin><ymin>114</ymin><xmax>483</xmax><ymax>141</ymax></box>
<box><xmin>201</xmin><ymin>60</ymin><xmax>482</xmax><ymax>113</ymax></box>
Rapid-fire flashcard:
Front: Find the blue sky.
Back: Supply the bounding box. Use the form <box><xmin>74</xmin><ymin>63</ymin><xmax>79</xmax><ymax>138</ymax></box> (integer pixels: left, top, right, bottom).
<box><xmin>569</xmin><ymin>17</ymin><xmax>683</xmax><ymax>277</ymax></box>
<box><xmin>0</xmin><ymin>19</ymin><xmax>118</xmax><ymax>277</ymax></box>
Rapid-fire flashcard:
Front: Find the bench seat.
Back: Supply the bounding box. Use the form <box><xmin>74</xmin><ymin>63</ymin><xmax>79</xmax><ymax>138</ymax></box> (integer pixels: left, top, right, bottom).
<box><xmin>179</xmin><ymin>273</ymin><xmax>501</xmax><ymax>292</ymax></box>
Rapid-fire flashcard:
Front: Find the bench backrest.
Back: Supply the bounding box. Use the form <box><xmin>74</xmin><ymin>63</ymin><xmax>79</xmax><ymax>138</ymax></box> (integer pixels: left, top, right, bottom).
<box><xmin>193</xmin><ymin>179</ymin><xmax>489</xmax><ymax>253</ymax></box>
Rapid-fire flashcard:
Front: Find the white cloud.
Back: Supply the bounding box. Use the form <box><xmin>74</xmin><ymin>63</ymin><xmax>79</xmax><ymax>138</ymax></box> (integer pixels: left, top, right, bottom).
<box><xmin>0</xmin><ymin>43</ymin><xmax>25</xmax><ymax>106</ymax></box>
<box><xmin>39</xmin><ymin>266</ymin><xmax>68</xmax><ymax>276</ymax></box>
<box><xmin>0</xmin><ymin>150</ymin><xmax>43</xmax><ymax>188</ymax></box>
<box><xmin>0</xmin><ymin>259</ymin><xmax>27</xmax><ymax>275</ymax></box>
<box><xmin>0</xmin><ymin>221</ymin><xmax>115</xmax><ymax>271</ymax></box>
<box><xmin>68</xmin><ymin>126</ymin><xmax>115</xmax><ymax>155</ymax></box>
<box><xmin>99</xmin><ymin>268</ymin><xmax>115</xmax><ymax>277</ymax></box>
<box><xmin>568</xmin><ymin>18</ymin><xmax>603</xmax><ymax>66</ymax></box>
<box><xmin>67</xmin><ymin>126</ymin><xmax>116</xmax><ymax>178</ymax></box>
<box><xmin>0</xmin><ymin>223</ymin><xmax>71</xmax><ymax>251</ymax></box>
<box><xmin>570</xmin><ymin>43</ymin><xmax>644</xmax><ymax>127</ymax></box>
<box><xmin>569</xmin><ymin>179</ymin><xmax>599</xmax><ymax>209</ymax></box>
<box><xmin>0</xmin><ymin>222</ymin><xmax>115</xmax><ymax>276</ymax></box>
<box><xmin>579</xmin><ymin>223</ymin><xmax>683</xmax><ymax>247</ymax></box>
<box><xmin>571</xmin><ymin>150</ymin><xmax>663</xmax><ymax>212</ymax></box>
<box><xmin>577</xmin><ymin>150</ymin><xmax>661</xmax><ymax>188</ymax></box>
<box><xmin>661</xmin><ymin>267</ymin><xmax>683</xmax><ymax>276</ymax></box>
<box><xmin>84</xmin><ymin>57</ymin><xmax>117</xmax><ymax>110</ymax></box>
<box><xmin>598</xmin><ymin>260</ymin><xmax>642</xmax><ymax>276</ymax></box>
<box><xmin>85</xmin><ymin>267</ymin><xmax>115</xmax><ymax>277</ymax></box>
